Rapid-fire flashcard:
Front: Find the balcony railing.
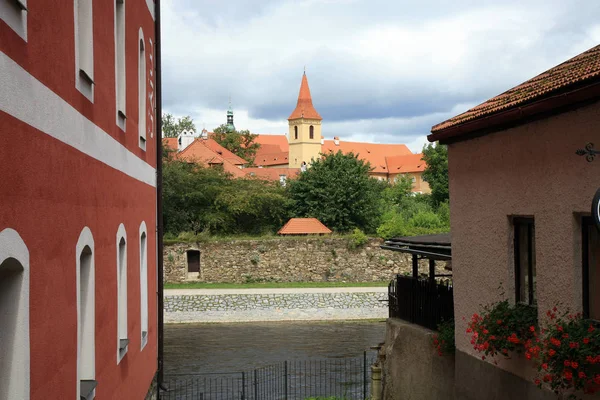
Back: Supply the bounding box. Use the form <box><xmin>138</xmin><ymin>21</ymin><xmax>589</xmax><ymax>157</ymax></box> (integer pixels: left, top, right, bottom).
<box><xmin>388</xmin><ymin>275</ymin><xmax>454</xmax><ymax>331</ymax></box>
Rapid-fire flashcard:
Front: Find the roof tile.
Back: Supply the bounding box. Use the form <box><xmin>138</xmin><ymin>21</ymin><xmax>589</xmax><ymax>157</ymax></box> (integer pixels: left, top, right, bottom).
<box><xmin>278</xmin><ymin>218</ymin><xmax>332</xmax><ymax>235</ymax></box>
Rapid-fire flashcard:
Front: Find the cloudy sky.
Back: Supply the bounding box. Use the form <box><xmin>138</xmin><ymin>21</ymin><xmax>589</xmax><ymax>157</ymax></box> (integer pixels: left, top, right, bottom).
<box><xmin>161</xmin><ymin>0</ymin><xmax>600</xmax><ymax>152</ymax></box>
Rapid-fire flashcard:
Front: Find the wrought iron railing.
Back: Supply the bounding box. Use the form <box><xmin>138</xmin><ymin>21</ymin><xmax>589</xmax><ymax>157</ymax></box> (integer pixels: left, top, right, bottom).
<box><xmin>161</xmin><ymin>352</ymin><xmax>377</xmax><ymax>400</ymax></box>
<box><xmin>388</xmin><ymin>274</ymin><xmax>453</xmax><ymax>331</ymax></box>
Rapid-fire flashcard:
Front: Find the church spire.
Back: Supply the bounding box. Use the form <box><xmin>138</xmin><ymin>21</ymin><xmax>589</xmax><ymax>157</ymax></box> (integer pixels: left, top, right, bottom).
<box><xmin>288</xmin><ymin>71</ymin><xmax>322</xmax><ymax>121</ymax></box>
<box><xmin>226</xmin><ymin>97</ymin><xmax>235</xmax><ymax>132</ymax></box>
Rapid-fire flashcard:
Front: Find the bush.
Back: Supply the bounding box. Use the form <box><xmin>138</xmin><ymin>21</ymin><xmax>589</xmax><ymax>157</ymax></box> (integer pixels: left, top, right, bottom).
<box><xmin>347</xmin><ymin>228</ymin><xmax>368</xmax><ymax>249</ymax></box>
<box><xmin>376</xmin><ymin>195</ymin><xmax>450</xmax><ymax>239</ymax></box>
<box><xmin>466</xmin><ymin>300</ymin><xmax>538</xmax><ymax>360</ymax></box>
<box><xmin>529</xmin><ymin>308</ymin><xmax>600</xmax><ymax>396</ymax></box>
<box><xmin>432</xmin><ymin>319</ymin><xmax>455</xmax><ymax>356</ymax></box>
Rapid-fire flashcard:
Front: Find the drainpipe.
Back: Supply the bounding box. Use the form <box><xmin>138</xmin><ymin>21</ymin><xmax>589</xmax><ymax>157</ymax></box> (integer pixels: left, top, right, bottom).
<box><xmin>154</xmin><ymin>0</ymin><xmax>165</xmax><ymax>396</ymax></box>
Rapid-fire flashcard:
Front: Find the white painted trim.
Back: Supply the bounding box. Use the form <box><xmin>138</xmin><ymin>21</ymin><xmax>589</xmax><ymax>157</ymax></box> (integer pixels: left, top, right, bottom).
<box><xmin>116</xmin><ymin>224</ymin><xmax>128</xmax><ymax>363</ymax></box>
<box><xmin>114</xmin><ymin>0</ymin><xmax>126</xmax><ymax>131</ymax></box>
<box><xmin>74</xmin><ymin>0</ymin><xmax>94</xmax><ymax>102</ymax></box>
<box><xmin>138</xmin><ymin>28</ymin><xmax>146</xmax><ymax>150</ymax></box>
<box><xmin>76</xmin><ymin>227</ymin><xmax>95</xmax><ymax>400</ymax></box>
<box><xmin>139</xmin><ymin>221</ymin><xmax>148</xmax><ymax>350</ymax></box>
<box><xmin>0</xmin><ymin>51</ymin><xmax>156</xmax><ymax>187</ymax></box>
<box><xmin>145</xmin><ymin>0</ymin><xmax>155</xmax><ymax>20</ymax></box>
<box><xmin>0</xmin><ymin>228</ymin><xmax>30</xmax><ymax>400</ymax></box>
<box><xmin>0</xmin><ymin>1</ymin><xmax>27</xmax><ymax>41</ymax></box>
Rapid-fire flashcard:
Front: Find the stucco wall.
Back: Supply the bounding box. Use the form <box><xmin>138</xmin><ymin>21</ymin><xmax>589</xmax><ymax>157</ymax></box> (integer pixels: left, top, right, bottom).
<box><xmin>448</xmin><ymin>101</ymin><xmax>600</xmax><ymax>382</ymax></box>
<box><xmin>164</xmin><ymin>238</ymin><xmax>447</xmax><ymax>283</ymax></box>
<box><xmin>381</xmin><ymin>318</ymin><xmax>454</xmax><ymax>400</ymax></box>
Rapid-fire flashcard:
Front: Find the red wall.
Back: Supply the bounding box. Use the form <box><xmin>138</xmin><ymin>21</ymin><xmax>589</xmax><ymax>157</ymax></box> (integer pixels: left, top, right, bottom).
<box><xmin>0</xmin><ymin>1</ymin><xmax>158</xmax><ymax>399</ymax></box>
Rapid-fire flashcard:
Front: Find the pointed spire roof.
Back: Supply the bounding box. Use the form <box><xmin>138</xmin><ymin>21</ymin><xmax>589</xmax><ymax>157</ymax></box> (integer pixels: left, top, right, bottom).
<box><xmin>288</xmin><ymin>72</ymin><xmax>322</xmax><ymax>120</ymax></box>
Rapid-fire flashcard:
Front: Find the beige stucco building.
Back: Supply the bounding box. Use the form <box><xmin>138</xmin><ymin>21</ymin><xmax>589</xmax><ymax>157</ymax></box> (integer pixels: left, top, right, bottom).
<box><xmin>428</xmin><ymin>44</ymin><xmax>600</xmax><ymax>399</ymax></box>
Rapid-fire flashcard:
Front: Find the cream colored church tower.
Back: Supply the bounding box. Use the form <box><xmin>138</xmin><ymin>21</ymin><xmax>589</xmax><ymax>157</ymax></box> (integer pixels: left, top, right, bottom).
<box><xmin>288</xmin><ymin>72</ymin><xmax>323</xmax><ymax>169</ymax></box>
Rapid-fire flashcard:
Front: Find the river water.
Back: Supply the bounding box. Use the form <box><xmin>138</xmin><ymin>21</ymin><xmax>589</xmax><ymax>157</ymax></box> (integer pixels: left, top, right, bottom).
<box><xmin>164</xmin><ymin>320</ymin><xmax>386</xmax><ymax>375</ymax></box>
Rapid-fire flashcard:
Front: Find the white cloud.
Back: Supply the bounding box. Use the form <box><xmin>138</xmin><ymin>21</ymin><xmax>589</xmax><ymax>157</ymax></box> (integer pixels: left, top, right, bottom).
<box><xmin>161</xmin><ymin>0</ymin><xmax>600</xmax><ymax>146</ymax></box>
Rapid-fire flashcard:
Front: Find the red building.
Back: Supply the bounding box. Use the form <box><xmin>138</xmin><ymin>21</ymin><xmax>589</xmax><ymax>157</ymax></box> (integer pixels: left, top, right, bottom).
<box><xmin>1</xmin><ymin>1</ymin><xmax>162</xmax><ymax>399</ymax></box>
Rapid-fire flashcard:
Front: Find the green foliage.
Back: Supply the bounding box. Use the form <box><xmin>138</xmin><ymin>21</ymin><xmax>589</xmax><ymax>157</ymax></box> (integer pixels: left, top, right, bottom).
<box><xmin>383</xmin><ymin>174</ymin><xmax>414</xmax><ymax>207</ymax></box>
<box><xmin>347</xmin><ymin>228</ymin><xmax>368</xmax><ymax>250</ymax></box>
<box><xmin>422</xmin><ymin>142</ymin><xmax>449</xmax><ymax>206</ymax></box>
<box><xmin>162</xmin><ymin>113</ymin><xmax>196</xmax><ymax>138</ymax></box>
<box><xmin>162</xmin><ymin>159</ymin><xmax>291</xmax><ymax>235</ymax></box>
<box><xmin>288</xmin><ymin>151</ymin><xmax>385</xmax><ymax>233</ymax></box>
<box><xmin>432</xmin><ymin>319</ymin><xmax>455</xmax><ymax>356</ymax></box>
<box><xmin>212</xmin><ymin>124</ymin><xmax>261</xmax><ymax>164</ymax></box>
<box><xmin>376</xmin><ymin>194</ymin><xmax>449</xmax><ymax>239</ymax></box>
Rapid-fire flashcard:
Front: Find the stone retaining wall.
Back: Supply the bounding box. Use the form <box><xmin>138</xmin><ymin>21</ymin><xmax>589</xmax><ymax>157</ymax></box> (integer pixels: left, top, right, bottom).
<box><xmin>164</xmin><ymin>237</ymin><xmax>446</xmax><ymax>283</ymax></box>
<box><xmin>165</xmin><ymin>292</ymin><xmax>388</xmax><ymax>313</ymax></box>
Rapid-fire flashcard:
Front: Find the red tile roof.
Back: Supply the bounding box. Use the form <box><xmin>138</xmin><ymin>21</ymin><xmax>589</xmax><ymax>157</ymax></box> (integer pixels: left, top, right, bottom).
<box><xmin>431</xmin><ymin>44</ymin><xmax>600</xmax><ymax>137</ymax></box>
<box><xmin>200</xmin><ymin>138</ymin><xmax>248</xmax><ymax>165</ymax></box>
<box><xmin>163</xmin><ymin>137</ymin><xmax>178</xmax><ymax>152</ymax></box>
<box><xmin>385</xmin><ymin>153</ymin><xmax>426</xmax><ymax>173</ymax></box>
<box><xmin>321</xmin><ymin>140</ymin><xmax>412</xmax><ymax>173</ymax></box>
<box><xmin>254</xmin><ymin>151</ymin><xmax>290</xmax><ymax>167</ymax></box>
<box><xmin>288</xmin><ymin>73</ymin><xmax>322</xmax><ymax>121</ymax></box>
<box><xmin>244</xmin><ymin>167</ymin><xmax>300</xmax><ymax>181</ymax></box>
<box><xmin>278</xmin><ymin>218</ymin><xmax>332</xmax><ymax>235</ymax></box>
<box><xmin>254</xmin><ymin>135</ymin><xmax>289</xmax><ymax>152</ymax></box>
<box><xmin>177</xmin><ymin>139</ymin><xmax>246</xmax><ymax>178</ymax></box>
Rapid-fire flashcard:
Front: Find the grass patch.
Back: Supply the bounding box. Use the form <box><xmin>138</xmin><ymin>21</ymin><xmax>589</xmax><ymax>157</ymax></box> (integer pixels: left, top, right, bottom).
<box><xmin>164</xmin><ymin>281</ymin><xmax>389</xmax><ymax>289</ymax></box>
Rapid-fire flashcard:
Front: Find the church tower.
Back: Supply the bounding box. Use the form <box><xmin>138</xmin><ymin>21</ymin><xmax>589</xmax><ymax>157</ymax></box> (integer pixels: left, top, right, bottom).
<box><xmin>288</xmin><ymin>71</ymin><xmax>322</xmax><ymax>169</ymax></box>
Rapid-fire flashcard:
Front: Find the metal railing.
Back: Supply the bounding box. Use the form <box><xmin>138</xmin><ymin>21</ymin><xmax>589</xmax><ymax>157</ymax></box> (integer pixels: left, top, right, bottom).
<box><xmin>388</xmin><ymin>274</ymin><xmax>453</xmax><ymax>331</ymax></box>
<box><xmin>161</xmin><ymin>352</ymin><xmax>376</xmax><ymax>400</ymax></box>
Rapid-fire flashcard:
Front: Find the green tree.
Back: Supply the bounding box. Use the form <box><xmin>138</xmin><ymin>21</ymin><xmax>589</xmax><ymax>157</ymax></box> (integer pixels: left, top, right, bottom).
<box><xmin>162</xmin><ymin>113</ymin><xmax>197</xmax><ymax>138</ymax></box>
<box><xmin>384</xmin><ymin>174</ymin><xmax>414</xmax><ymax>207</ymax></box>
<box><xmin>212</xmin><ymin>124</ymin><xmax>261</xmax><ymax>164</ymax></box>
<box><xmin>288</xmin><ymin>151</ymin><xmax>385</xmax><ymax>233</ymax></box>
<box><xmin>422</xmin><ymin>142</ymin><xmax>449</xmax><ymax>206</ymax></box>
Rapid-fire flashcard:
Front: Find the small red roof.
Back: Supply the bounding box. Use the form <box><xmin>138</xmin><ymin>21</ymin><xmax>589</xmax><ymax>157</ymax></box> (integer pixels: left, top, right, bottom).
<box><xmin>288</xmin><ymin>73</ymin><xmax>323</xmax><ymax>121</ymax></box>
<box><xmin>278</xmin><ymin>218</ymin><xmax>332</xmax><ymax>235</ymax></box>
<box><xmin>430</xmin><ymin>44</ymin><xmax>600</xmax><ymax>139</ymax></box>
<box><xmin>386</xmin><ymin>153</ymin><xmax>426</xmax><ymax>173</ymax></box>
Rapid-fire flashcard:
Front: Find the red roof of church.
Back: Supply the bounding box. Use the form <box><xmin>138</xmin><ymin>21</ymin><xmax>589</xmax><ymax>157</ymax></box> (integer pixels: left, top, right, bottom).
<box><xmin>288</xmin><ymin>73</ymin><xmax>323</xmax><ymax>121</ymax></box>
<box><xmin>321</xmin><ymin>140</ymin><xmax>412</xmax><ymax>173</ymax></box>
<box><xmin>278</xmin><ymin>218</ymin><xmax>332</xmax><ymax>235</ymax></box>
<box><xmin>386</xmin><ymin>153</ymin><xmax>426</xmax><ymax>174</ymax></box>
<box><xmin>430</xmin><ymin>44</ymin><xmax>600</xmax><ymax>140</ymax></box>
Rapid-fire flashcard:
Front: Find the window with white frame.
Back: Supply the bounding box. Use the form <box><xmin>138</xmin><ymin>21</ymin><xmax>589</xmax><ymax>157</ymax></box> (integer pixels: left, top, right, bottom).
<box><xmin>138</xmin><ymin>31</ymin><xmax>146</xmax><ymax>150</ymax></box>
<box><xmin>115</xmin><ymin>0</ymin><xmax>126</xmax><ymax>130</ymax></box>
<box><xmin>0</xmin><ymin>228</ymin><xmax>30</xmax><ymax>400</ymax></box>
<box><xmin>75</xmin><ymin>0</ymin><xmax>94</xmax><ymax>101</ymax></box>
<box><xmin>116</xmin><ymin>225</ymin><xmax>128</xmax><ymax>362</ymax></box>
<box><xmin>139</xmin><ymin>223</ymin><xmax>148</xmax><ymax>349</ymax></box>
<box><xmin>0</xmin><ymin>0</ymin><xmax>28</xmax><ymax>41</ymax></box>
<box><xmin>76</xmin><ymin>228</ymin><xmax>96</xmax><ymax>400</ymax></box>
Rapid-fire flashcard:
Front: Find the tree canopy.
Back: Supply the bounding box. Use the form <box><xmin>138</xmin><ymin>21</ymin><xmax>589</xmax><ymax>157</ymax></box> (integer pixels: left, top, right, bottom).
<box><xmin>422</xmin><ymin>142</ymin><xmax>449</xmax><ymax>206</ymax></box>
<box><xmin>288</xmin><ymin>151</ymin><xmax>386</xmax><ymax>233</ymax></box>
<box><xmin>212</xmin><ymin>124</ymin><xmax>261</xmax><ymax>164</ymax></box>
<box><xmin>162</xmin><ymin>159</ymin><xmax>291</xmax><ymax>235</ymax></box>
<box><xmin>162</xmin><ymin>113</ymin><xmax>196</xmax><ymax>138</ymax></box>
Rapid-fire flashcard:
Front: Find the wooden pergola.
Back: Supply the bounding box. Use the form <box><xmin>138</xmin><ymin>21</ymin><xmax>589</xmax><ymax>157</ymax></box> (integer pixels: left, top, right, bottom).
<box><xmin>380</xmin><ymin>233</ymin><xmax>452</xmax><ymax>283</ymax></box>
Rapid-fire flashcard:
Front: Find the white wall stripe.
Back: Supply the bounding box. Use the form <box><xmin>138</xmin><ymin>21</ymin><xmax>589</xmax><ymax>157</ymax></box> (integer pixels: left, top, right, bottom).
<box><xmin>146</xmin><ymin>0</ymin><xmax>155</xmax><ymax>20</ymax></box>
<box><xmin>0</xmin><ymin>51</ymin><xmax>156</xmax><ymax>187</ymax></box>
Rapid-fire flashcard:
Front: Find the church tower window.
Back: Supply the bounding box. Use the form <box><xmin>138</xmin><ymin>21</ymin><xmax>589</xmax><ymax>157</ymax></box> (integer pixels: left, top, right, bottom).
<box><xmin>294</xmin><ymin>126</ymin><xmax>298</xmax><ymax>140</ymax></box>
<box><xmin>309</xmin><ymin>125</ymin><xmax>314</xmax><ymax>139</ymax></box>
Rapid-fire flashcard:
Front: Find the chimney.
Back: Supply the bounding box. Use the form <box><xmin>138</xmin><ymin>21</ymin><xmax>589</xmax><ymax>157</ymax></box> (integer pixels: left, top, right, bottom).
<box><xmin>334</xmin><ymin>136</ymin><xmax>340</xmax><ymax>146</ymax></box>
<box><xmin>201</xmin><ymin>128</ymin><xmax>208</xmax><ymax>139</ymax></box>
<box><xmin>320</xmin><ymin>138</ymin><xmax>324</xmax><ymax>145</ymax></box>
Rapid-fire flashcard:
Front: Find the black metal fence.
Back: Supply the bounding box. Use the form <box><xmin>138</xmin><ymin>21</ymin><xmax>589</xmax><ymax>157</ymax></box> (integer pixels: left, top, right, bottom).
<box><xmin>388</xmin><ymin>274</ymin><xmax>453</xmax><ymax>330</ymax></box>
<box><xmin>161</xmin><ymin>352</ymin><xmax>376</xmax><ymax>400</ymax></box>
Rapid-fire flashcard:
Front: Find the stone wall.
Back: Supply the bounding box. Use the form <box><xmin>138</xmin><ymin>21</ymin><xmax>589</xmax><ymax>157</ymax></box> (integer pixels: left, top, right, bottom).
<box><xmin>165</xmin><ymin>292</ymin><xmax>388</xmax><ymax>313</ymax></box>
<box><xmin>381</xmin><ymin>318</ymin><xmax>455</xmax><ymax>400</ymax></box>
<box><xmin>164</xmin><ymin>237</ymin><xmax>446</xmax><ymax>283</ymax></box>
